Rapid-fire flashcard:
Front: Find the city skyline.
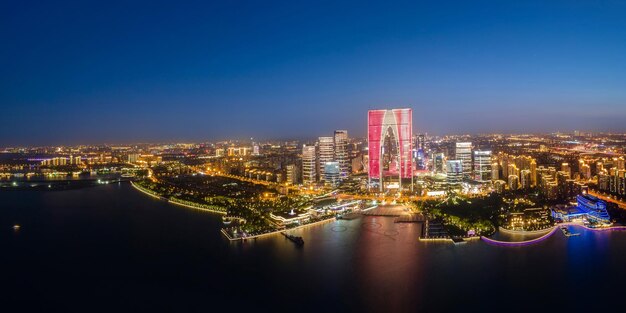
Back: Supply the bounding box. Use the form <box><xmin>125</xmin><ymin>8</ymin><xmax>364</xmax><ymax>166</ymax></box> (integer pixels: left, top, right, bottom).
<box><xmin>4</xmin><ymin>2</ymin><xmax>626</xmax><ymax>312</ymax></box>
<box><xmin>3</xmin><ymin>1</ymin><xmax>626</xmax><ymax>145</ymax></box>
<box><xmin>2</xmin><ymin>128</ymin><xmax>626</xmax><ymax>148</ymax></box>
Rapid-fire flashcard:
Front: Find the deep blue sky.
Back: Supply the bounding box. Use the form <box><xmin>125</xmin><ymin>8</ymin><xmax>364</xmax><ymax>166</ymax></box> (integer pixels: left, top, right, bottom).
<box><xmin>2</xmin><ymin>0</ymin><xmax>626</xmax><ymax>145</ymax></box>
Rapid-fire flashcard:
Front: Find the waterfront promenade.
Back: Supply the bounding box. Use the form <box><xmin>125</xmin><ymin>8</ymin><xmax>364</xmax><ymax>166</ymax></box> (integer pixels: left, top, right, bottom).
<box><xmin>221</xmin><ymin>216</ymin><xmax>337</xmax><ymax>241</ymax></box>
<box><xmin>482</xmin><ymin>223</ymin><xmax>626</xmax><ymax>247</ymax></box>
<box><xmin>130</xmin><ymin>181</ymin><xmax>227</xmax><ymax>215</ymax></box>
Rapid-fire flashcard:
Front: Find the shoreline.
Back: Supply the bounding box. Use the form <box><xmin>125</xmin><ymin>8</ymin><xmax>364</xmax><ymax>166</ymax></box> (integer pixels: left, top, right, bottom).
<box><xmin>130</xmin><ymin>181</ymin><xmax>227</xmax><ymax>215</ymax></box>
<box><xmin>497</xmin><ymin>226</ymin><xmax>554</xmax><ymax>236</ymax></box>
<box><xmin>131</xmin><ymin>180</ymin><xmax>337</xmax><ymax>240</ymax></box>
<box><xmin>222</xmin><ymin>216</ymin><xmax>338</xmax><ymax>241</ymax></box>
<box><xmin>482</xmin><ymin>223</ymin><xmax>626</xmax><ymax>247</ymax></box>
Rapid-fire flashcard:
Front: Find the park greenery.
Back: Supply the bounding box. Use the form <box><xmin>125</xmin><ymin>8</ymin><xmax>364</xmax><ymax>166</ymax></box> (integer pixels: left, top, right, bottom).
<box><xmin>417</xmin><ymin>193</ymin><xmax>503</xmax><ymax>236</ymax></box>
<box><xmin>135</xmin><ymin>170</ymin><xmax>315</xmax><ymax>235</ymax></box>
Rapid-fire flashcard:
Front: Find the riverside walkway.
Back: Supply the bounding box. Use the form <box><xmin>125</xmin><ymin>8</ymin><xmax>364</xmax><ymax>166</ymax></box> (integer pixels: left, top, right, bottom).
<box><xmin>130</xmin><ymin>181</ymin><xmax>227</xmax><ymax>215</ymax></box>
<box><xmin>481</xmin><ymin>223</ymin><xmax>626</xmax><ymax>247</ymax></box>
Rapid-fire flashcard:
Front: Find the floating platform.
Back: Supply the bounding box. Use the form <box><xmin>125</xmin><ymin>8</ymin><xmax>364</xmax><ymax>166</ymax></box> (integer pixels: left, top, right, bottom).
<box><xmin>451</xmin><ymin>237</ymin><xmax>466</xmax><ymax>244</ymax></box>
<box><xmin>362</xmin><ymin>206</ymin><xmax>408</xmax><ymax>217</ymax></box>
<box><xmin>337</xmin><ymin>212</ymin><xmax>362</xmax><ymax>220</ymax></box>
<box><xmin>394</xmin><ymin>214</ymin><xmax>425</xmax><ymax>223</ymax></box>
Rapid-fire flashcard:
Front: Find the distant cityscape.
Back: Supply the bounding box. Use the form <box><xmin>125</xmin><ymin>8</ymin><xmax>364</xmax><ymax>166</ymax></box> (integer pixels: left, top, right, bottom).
<box><xmin>2</xmin><ymin>108</ymin><xmax>626</xmax><ymax>244</ymax></box>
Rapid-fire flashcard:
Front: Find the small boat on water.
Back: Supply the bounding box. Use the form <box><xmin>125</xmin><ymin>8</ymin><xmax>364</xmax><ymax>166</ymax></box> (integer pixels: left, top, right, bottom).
<box><xmin>282</xmin><ymin>232</ymin><xmax>304</xmax><ymax>246</ymax></box>
<box><xmin>13</xmin><ymin>224</ymin><xmax>20</xmax><ymax>230</ymax></box>
<box><xmin>560</xmin><ymin>226</ymin><xmax>580</xmax><ymax>237</ymax></box>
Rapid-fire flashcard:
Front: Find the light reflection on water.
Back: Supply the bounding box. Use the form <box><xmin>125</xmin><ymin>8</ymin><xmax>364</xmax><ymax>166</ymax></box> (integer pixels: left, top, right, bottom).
<box><xmin>2</xmin><ymin>183</ymin><xmax>626</xmax><ymax>312</ymax></box>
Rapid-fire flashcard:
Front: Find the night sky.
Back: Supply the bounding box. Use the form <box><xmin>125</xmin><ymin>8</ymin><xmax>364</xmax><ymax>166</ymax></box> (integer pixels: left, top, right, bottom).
<box><xmin>2</xmin><ymin>1</ymin><xmax>626</xmax><ymax>145</ymax></box>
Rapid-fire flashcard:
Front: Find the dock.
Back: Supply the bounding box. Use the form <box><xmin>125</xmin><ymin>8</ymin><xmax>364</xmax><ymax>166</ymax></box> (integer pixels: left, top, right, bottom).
<box><xmin>362</xmin><ymin>205</ymin><xmax>409</xmax><ymax>217</ymax></box>
<box><xmin>337</xmin><ymin>212</ymin><xmax>362</xmax><ymax>220</ymax></box>
<box><xmin>394</xmin><ymin>214</ymin><xmax>425</xmax><ymax>223</ymax></box>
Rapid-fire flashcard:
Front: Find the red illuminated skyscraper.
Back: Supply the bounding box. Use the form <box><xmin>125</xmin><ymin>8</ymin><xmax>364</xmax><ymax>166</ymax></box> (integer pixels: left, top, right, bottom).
<box><xmin>368</xmin><ymin>108</ymin><xmax>413</xmax><ymax>191</ymax></box>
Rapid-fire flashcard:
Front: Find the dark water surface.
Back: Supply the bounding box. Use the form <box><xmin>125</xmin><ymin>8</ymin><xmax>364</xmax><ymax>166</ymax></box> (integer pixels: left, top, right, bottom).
<box><xmin>2</xmin><ymin>183</ymin><xmax>626</xmax><ymax>312</ymax></box>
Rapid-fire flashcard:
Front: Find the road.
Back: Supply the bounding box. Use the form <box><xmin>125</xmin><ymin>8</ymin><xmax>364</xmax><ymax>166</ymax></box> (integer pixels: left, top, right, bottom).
<box><xmin>587</xmin><ymin>190</ymin><xmax>626</xmax><ymax>210</ymax></box>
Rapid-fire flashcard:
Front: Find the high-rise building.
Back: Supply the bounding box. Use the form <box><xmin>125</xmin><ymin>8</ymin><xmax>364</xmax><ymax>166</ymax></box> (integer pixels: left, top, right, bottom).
<box><xmin>597</xmin><ymin>162</ymin><xmax>604</xmax><ymax>174</ymax></box>
<box><xmin>367</xmin><ymin>108</ymin><xmax>413</xmax><ymax>191</ymax></box>
<box><xmin>530</xmin><ymin>160</ymin><xmax>537</xmax><ymax>187</ymax></box>
<box><xmin>598</xmin><ymin>172</ymin><xmax>611</xmax><ymax>191</ymax></box>
<box><xmin>615</xmin><ymin>170</ymin><xmax>626</xmax><ymax>196</ymax></box>
<box><xmin>561</xmin><ymin>163</ymin><xmax>571</xmax><ymax>178</ymax></box>
<box><xmin>455</xmin><ymin>142</ymin><xmax>472</xmax><ymax>179</ymax></box>
<box><xmin>128</xmin><ymin>153</ymin><xmax>140</xmax><ymax>163</ymax></box>
<box><xmin>433</xmin><ymin>153</ymin><xmax>445</xmax><ymax>173</ymax></box>
<box><xmin>302</xmin><ymin>145</ymin><xmax>316</xmax><ymax>186</ymax></box>
<box><xmin>416</xmin><ymin>134</ymin><xmax>426</xmax><ymax>150</ymax></box>
<box><xmin>508</xmin><ymin>175</ymin><xmax>519</xmax><ymax>190</ymax></box>
<box><xmin>520</xmin><ymin>170</ymin><xmax>531</xmax><ymax>189</ymax></box>
<box><xmin>491</xmin><ymin>162</ymin><xmax>500</xmax><ymax>181</ymax></box>
<box><xmin>473</xmin><ymin>150</ymin><xmax>492</xmax><ymax>182</ymax></box>
<box><xmin>494</xmin><ymin>180</ymin><xmax>506</xmax><ymax>194</ymax></box>
<box><xmin>324</xmin><ymin>162</ymin><xmax>341</xmax><ymax>188</ymax></box>
<box><xmin>580</xmin><ymin>161</ymin><xmax>591</xmax><ymax>180</ymax></box>
<box><xmin>446</xmin><ymin>160</ymin><xmax>463</xmax><ymax>185</ymax></box>
<box><xmin>333</xmin><ymin>130</ymin><xmax>349</xmax><ymax>179</ymax></box>
<box><xmin>415</xmin><ymin>134</ymin><xmax>427</xmax><ymax>170</ymax></box>
<box><xmin>317</xmin><ymin>137</ymin><xmax>334</xmax><ymax>182</ymax></box>
<box><xmin>285</xmin><ymin>164</ymin><xmax>298</xmax><ymax>185</ymax></box>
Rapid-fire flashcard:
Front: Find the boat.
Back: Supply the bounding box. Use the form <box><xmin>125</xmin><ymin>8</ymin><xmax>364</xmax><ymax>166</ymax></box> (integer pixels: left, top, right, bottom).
<box><xmin>282</xmin><ymin>232</ymin><xmax>304</xmax><ymax>246</ymax></box>
<box><xmin>13</xmin><ymin>224</ymin><xmax>20</xmax><ymax>230</ymax></box>
<box><xmin>560</xmin><ymin>225</ymin><xmax>580</xmax><ymax>237</ymax></box>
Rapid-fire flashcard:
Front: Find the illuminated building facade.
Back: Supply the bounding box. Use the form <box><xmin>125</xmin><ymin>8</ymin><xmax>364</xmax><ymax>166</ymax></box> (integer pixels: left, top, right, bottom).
<box><xmin>302</xmin><ymin>145</ymin><xmax>316</xmax><ymax>186</ymax></box>
<box><xmin>455</xmin><ymin>142</ymin><xmax>472</xmax><ymax>178</ymax></box>
<box><xmin>508</xmin><ymin>175</ymin><xmax>519</xmax><ymax>190</ymax></box>
<box><xmin>317</xmin><ymin>137</ymin><xmax>334</xmax><ymax>182</ymax></box>
<box><xmin>491</xmin><ymin>162</ymin><xmax>500</xmax><ymax>181</ymax></box>
<box><xmin>433</xmin><ymin>153</ymin><xmax>445</xmax><ymax>173</ymax></box>
<box><xmin>473</xmin><ymin>150</ymin><xmax>492</xmax><ymax>182</ymax></box>
<box><xmin>551</xmin><ymin>194</ymin><xmax>610</xmax><ymax>224</ymax></box>
<box><xmin>368</xmin><ymin>108</ymin><xmax>413</xmax><ymax>191</ymax></box>
<box><xmin>324</xmin><ymin>161</ymin><xmax>341</xmax><ymax>187</ymax></box>
<box><xmin>520</xmin><ymin>169</ymin><xmax>531</xmax><ymax>189</ymax></box>
<box><xmin>333</xmin><ymin>130</ymin><xmax>349</xmax><ymax>179</ymax></box>
<box><xmin>446</xmin><ymin>160</ymin><xmax>463</xmax><ymax>185</ymax></box>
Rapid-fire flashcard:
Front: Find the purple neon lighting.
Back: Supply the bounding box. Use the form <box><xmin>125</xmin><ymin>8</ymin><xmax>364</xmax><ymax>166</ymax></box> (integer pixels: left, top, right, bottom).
<box><xmin>481</xmin><ymin>223</ymin><xmax>626</xmax><ymax>247</ymax></box>
<box><xmin>481</xmin><ymin>227</ymin><xmax>560</xmax><ymax>247</ymax></box>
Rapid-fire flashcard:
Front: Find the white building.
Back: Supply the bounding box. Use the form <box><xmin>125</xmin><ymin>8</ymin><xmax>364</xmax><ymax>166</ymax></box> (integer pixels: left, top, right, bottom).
<box><xmin>456</xmin><ymin>142</ymin><xmax>472</xmax><ymax>179</ymax></box>
<box><xmin>317</xmin><ymin>137</ymin><xmax>334</xmax><ymax>182</ymax></box>
<box><xmin>446</xmin><ymin>160</ymin><xmax>463</xmax><ymax>185</ymax></box>
<box><xmin>302</xmin><ymin>145</ymin><xmax>316</xmax><ymax>186</ymax></box>
<box><xmin>473</xmin><ymin>150</ymin><xmax>492</xmax><ymax>182</ymax></box>
<box><xmin>324</xmin><ymin>161</ymin><xmax>341</xmax><ymax>187</ymax></box>
<box><xmin>334</xmin><ymin>130</ymin><xmax>349</xmax><ymax>179</ymax></box>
